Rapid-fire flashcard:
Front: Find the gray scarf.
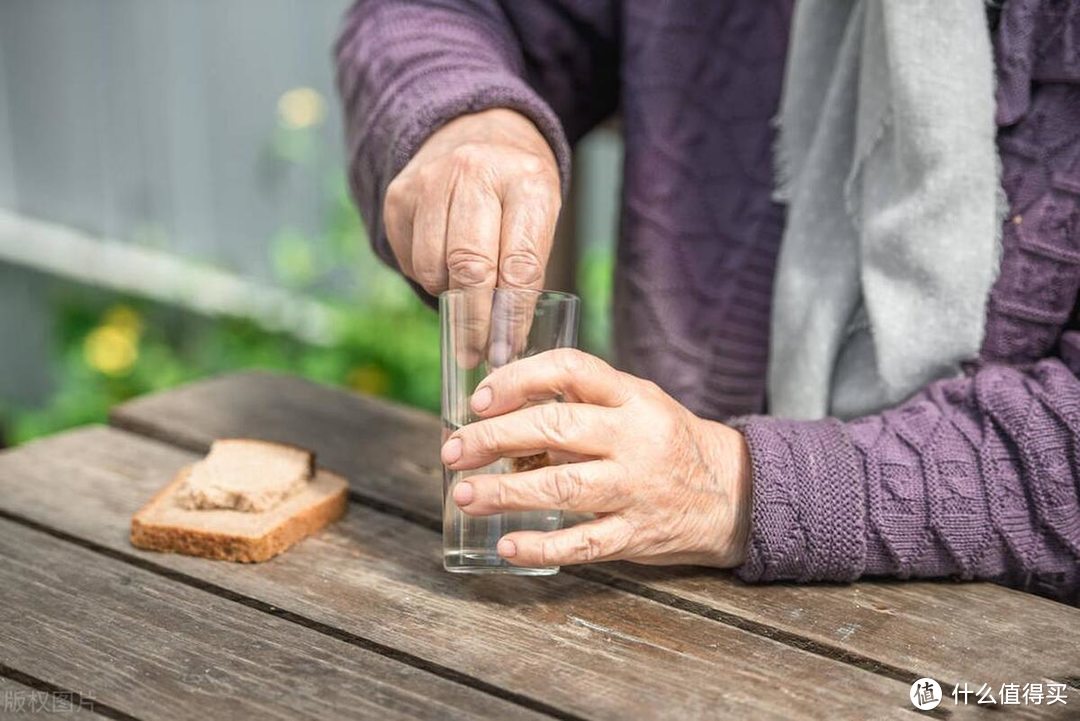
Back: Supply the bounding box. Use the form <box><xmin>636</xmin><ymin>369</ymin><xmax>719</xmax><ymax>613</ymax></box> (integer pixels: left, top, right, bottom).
<box><xmin>767</xmin><ymin>0</ymin><xmax>1004</xmax><ymax>420</ymax></box>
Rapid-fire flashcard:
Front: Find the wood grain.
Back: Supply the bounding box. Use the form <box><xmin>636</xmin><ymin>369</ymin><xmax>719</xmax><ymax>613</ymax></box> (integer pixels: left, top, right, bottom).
<box><xmin>0</xmin><ymin>426</ymin><xmax>923</xmax><ymax>721</ymax></box>
<box><xmin>110</xmin><ymin>371</ymin><xmax>1080</xmax><ymax>694</ymax></box>
<box><xmin>0</xmin><ymin>518</ymin><xmax>543</xmax><ymax>721</ymax></box>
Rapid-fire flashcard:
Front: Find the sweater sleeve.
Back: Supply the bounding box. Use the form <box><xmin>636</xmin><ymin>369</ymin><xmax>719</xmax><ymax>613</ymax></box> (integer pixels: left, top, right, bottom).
<box><xmin>736</xmin><ymin>347</ymin><xmax>1080</xmax><ymax>603</ymax></box>
<box><xmin>334</xmin><ymin>0</ymin><xmax>620</xmax><ymax>293</ymax></box>
<box><xmin>735</xmin><ymin>0</ymin><xmax>1080</xmax><ymax>604</ymax></box>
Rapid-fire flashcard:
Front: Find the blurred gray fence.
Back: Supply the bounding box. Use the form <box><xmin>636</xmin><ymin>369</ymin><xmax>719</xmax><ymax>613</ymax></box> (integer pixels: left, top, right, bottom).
<box><xmin>0</xmin><ymin>0</ymin><xmax>352</xmax><ymax>404</ymax></box>
<box><xmin>0</xmin><ymin>0</ymin><xmax>350</xmax><ymax>277</ymax></box>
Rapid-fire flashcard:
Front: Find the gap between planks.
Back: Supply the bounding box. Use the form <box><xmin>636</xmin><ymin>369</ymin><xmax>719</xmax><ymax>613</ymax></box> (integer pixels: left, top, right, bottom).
<box><xmin>0</xmin><ymin>506</ymin><xmax>585</xmax><ymax>721</ymax></box>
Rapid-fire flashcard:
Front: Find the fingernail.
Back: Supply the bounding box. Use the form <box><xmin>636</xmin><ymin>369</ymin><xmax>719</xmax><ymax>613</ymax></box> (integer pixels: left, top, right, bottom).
<box><xmin>441</xmin><ymin>437</ymin><xmax>462</xmax><ymax>465</ymax></box>
<box><xmin>461</xmin><ymin>349</ymin><xmax>482</xmax><ymax>370</ymax></box>
<box><xmin>453</xmin><ymin>481</ymin><xmax>474</xmax><ymax>506</ymax></box>
<box><xmin>490</xmin><ymin>340</ymin><xmax>512</xmax><ymax>367</ymax></box>
<box><xmin>471</xmin><ymin>385</ymin><xmax>493</xmax><ymax>412</ymax></box>
<box><xmin>497</xmin><ymin>538</ymin><xmax>517</xmax><ymax>558</ymax></box>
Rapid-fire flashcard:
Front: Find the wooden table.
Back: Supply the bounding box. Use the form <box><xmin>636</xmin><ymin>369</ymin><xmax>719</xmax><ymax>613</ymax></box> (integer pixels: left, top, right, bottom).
<box><xmin>0</xmin><ymin>371</ymin><xmax>1077</xmax><ymax>720</ymax></box>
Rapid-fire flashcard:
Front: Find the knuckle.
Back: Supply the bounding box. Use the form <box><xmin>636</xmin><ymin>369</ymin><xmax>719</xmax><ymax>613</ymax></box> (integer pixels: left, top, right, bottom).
<box><xmin>446</xmin><ymin>247</ymin><xmax>497</xmax><ymax>287</ymax></box>
<box><xmin>449</xmin><ymin>143</ymin><xmax>488</xmax><ymax>175</ymax></box>
<box><xmin>546</xmin><ymin>465</ymin><xmax>583</xmax><ymax>507</ymax></box>
<box><xmin>383</xmin><ymin>187</ymin><xmax>410</xmax><ymax>240</ymax></box>
<box><xmin>413</xmin><ymin>265</ymin><xmax>447</xmax><ymax>295</ymax></box>
<box><xmin>539</xmin><ymin>537</ymin><xmax>557</xmax><ymax>567</ymax></box>
<box><xmin>413</xmin><ymin>163</ymin><xmax>438</xmax><ymax>188</ymax></box>
<box><xmin>495</xmin><ymin>477</ymin><xmax>510</xmax><ymax>509</ymax></box>
<box><xmin>518</xmin><ymin>152</ymin><xmax>545</xmax><ymax>175</ymax></box>
<box><xmin>634</xmin><ymin>378</ymin><xmax>671</xmax><ymax>411</ymax></box>
<box><xmin>579</xmin><ymin>530</ymin><xmax>605</xmax><ymax>562</ymax></box>
<box><xmin>517</xmin><ymin>171</ymin><xmax>558</xmax><ymax>201</ymax></box>
<box><xmin>611</xmin><ymin>516</ymin><xmax>637</xmax><ymax>553</ymax></box>
<box><xmin>471</xmin><ymin>423</ymin><xmax>498</xmax><ymax>455</ymax></box>
<box><xmin>609</xmin><ymin>464</ymin><xmax>634</xmax><ymax>500</ymax></box>
<box><xmin>385</xmin><ymin>174</ymin><xmax>409</xmax><ymax>206</ymax></box>
<box><xmin>516</xmin><ymin>154</ymin><xmax>557</xmax><ymax>189</ymax></box>
<box><xmin>636</xmin><ymin>378</ymin><xmax>664</xmax><ymax>398</ymax></box>
<box><xmin>555</xmin><ymin>348</ymin><xmax>594</xmax><ymax>376</ymax></box>
<box><xmin>499</xmin><ymin>249</ymin><xmax>544</xmax><ymax>288</ymax></box>
<box><xmin>541</xmin><ymin>404</ymin><xmax>578</xmax><ymax>447</ymax></box>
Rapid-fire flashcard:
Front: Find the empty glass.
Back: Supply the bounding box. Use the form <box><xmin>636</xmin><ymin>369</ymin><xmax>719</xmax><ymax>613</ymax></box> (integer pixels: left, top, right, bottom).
<box><xmin>440</xmin><ymin>288</ymin><xmax>579</xmax><ymax>575</ymax></box>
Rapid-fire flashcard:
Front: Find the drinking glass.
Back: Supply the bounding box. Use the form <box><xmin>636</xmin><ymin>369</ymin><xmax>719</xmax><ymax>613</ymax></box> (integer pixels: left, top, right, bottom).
<box><xmin>440</xmin><ymin>288</ymin><xmax>580</xmax><ymax>575</ymax></box>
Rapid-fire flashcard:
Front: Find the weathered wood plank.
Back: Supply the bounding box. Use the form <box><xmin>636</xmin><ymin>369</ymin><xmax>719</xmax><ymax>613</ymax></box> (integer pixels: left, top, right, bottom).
<box><xmin>0</xmin><ymin>519</ymin><xmax>543</xmax><ymax>721</ymax></box>
<box><xmin>0</xmin><ymin>426</ymin><xmax>922</xmax><ymax>721</ymax></box>
<box><xmin>111</xmin><ymin>371</ymin><xmax>1080</xmax><ymax>694</ymax></box>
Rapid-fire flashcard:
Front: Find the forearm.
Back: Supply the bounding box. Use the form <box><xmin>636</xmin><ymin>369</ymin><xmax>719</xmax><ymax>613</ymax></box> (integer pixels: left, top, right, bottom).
<box><xmin>735</xmin><ymin>356</ymin><xmax>1080</xmax><ymax>603</ymax></box>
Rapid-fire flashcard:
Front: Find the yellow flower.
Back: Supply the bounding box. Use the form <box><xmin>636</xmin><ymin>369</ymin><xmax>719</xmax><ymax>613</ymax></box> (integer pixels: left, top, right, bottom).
<box><xmin>84</xmin><ymin>325</ymin><xmax>139</xmax><ymax>377</ymax></box>
<box><xmin>347</xmin><ymin>364</ymin><xmax>390</xmax><ymax>397</ymax></box>
<box><xmin>277</xmin><ymin>87</ymin><xmax>326</xmax><ymax>130</ymax></box>
<box><xmin>103</xmin><ymin>305</ymin><xmax>143</xmax><ymax>335</ymax></box>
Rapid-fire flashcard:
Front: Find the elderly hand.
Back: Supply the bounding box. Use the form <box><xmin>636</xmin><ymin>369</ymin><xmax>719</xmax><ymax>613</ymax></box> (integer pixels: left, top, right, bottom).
<box><xmin>384</xmin><ymin>108</ymin><xmax>561</xmax><ymax>296</ymax></box>
<box><xmin>440</xmin><ymin>349</ymin><xmax>753</xmax><ymax>568</ymax></box>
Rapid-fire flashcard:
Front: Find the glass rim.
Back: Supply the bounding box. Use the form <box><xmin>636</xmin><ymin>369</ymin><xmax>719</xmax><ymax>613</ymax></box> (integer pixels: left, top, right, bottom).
<box><xmin>438</xmin><ymin>287</ymin><xmax>579</xmax><ymax>303</ymax></box>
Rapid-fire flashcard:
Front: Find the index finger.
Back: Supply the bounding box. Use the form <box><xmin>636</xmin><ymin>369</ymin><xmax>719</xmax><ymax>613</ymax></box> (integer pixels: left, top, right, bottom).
<box><xmin>444</xmin><ymin>402</ymin><xmax>616</xmax><ymax>470</ymax></box>
<box><xmin>472</xmin><ymin>348</ymin><xmax>631</xmax><ymax>417</ymax></box>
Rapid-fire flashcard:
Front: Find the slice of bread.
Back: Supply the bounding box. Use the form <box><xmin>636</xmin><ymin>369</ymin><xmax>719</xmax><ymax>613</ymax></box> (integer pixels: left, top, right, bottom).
<box><xmin>175</xmin><ymin>438</ymin><xmax>315</xmax><ymax>513</ymax></box>
<box><xmin>131</xmin><ymin>457</ymin><xmax>348</xmax><ymax>563</ymax></box>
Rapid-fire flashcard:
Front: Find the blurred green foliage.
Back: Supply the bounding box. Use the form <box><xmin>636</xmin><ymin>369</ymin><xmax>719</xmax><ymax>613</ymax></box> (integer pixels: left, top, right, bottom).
<box><xmin>4</xmin><ymin>295</ymin><xmax>442</xmax><ymax>448</ymax></box>
<box><xmin>2</xmin><ymin>183</ymin><xmax>442</xmax><ymax>445</ymax></box>
<box><xmin>578</xmin><ymin>243</ymin><xmax>614</xmax><ymax>357</ymax></box>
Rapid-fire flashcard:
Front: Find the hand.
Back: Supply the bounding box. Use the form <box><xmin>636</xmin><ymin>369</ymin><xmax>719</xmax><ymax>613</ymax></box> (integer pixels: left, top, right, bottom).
<box><xmin>383</xmin><ymin>108</ymin><xmax>561</xmax><ymax>296</ymax></box>
<box><xmin>440</xmin><ymin>349</ymin><xmax>753</xmax><ymax>568</ymax></box>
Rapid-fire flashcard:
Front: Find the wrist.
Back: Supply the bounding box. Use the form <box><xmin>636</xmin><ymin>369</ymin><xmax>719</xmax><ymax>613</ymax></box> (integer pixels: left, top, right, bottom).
<box><xmin>696</xmin><ymin>418</ymin><xmax>753</xmax><ymax>567</ymax></box>
<box><xmin>727</xmin><ymin>427</ymin><xmax>753</xmax><ymax>566</ymax></box>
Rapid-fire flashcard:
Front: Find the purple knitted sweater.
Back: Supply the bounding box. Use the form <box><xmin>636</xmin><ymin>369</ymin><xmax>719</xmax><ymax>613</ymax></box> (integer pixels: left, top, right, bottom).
<box><xmin>336</xmin><ymin>0</ymin><xmax>1080</xmax><ymax>602</ymax></box>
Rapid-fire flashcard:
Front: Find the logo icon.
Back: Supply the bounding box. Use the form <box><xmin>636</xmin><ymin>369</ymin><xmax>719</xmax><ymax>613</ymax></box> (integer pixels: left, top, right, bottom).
<box><xmin>910</xmin><ymin>678</ymin><xmax>942</xmax><ymax>710</ymax></box>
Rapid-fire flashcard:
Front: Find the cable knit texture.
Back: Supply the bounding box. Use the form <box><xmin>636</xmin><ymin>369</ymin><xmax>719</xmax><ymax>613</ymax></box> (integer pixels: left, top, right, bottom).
<box><xmin>336</xmin><ymin>0</ymin><xmax>1080</xmax><ymax>602</ymax></box>
<box><xmin>740</xmin><ymin>0</ymin><xmax>1080</xmax><ymax>603</ymax></box>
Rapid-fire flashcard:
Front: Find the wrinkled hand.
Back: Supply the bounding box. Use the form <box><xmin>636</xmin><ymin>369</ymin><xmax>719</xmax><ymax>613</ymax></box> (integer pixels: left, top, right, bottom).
<box><xmin>384</xmin><ymin>108</ymin><xmax>561</xmax><ymax>296</ymax></box>
<box><xmin>440</xmin><ymin>349</ymin><xmax>753</xmax><ymax>568</ymax></box>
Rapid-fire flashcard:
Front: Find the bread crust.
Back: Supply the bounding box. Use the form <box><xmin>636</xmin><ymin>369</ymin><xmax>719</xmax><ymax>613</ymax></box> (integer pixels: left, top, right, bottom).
<box><xmin>130</xmin><ymin>465</ymin><xmax>348</xmax><ymax>563</ymax></box>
